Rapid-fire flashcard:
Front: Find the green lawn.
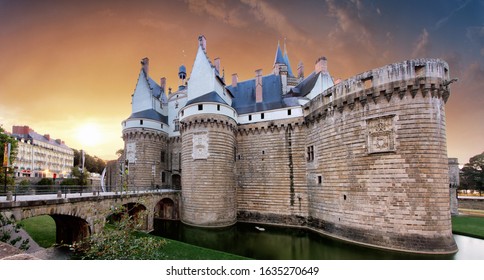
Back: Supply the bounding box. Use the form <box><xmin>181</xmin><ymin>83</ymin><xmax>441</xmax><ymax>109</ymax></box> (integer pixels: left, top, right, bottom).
<box><xmin>452</xmin><ymin>215</ymin><xmax>484</xmax><ymax>239</ymax></box>
<box><xmin>19</xmin><ymin>215</ymin><xmax>56</xmax><ymax>248</ymax></box>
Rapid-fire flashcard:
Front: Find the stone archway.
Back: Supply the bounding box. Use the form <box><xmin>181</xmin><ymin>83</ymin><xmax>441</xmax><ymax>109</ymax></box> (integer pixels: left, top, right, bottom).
<box><xmin>155</xmin><ymin>198</ymin><xmax>178</xmax><ymax>220</ymax></box>
<box><xmin>50</xmin><ymin>214</ymin><xmax>91</xmax><ymax>245</ymax></box>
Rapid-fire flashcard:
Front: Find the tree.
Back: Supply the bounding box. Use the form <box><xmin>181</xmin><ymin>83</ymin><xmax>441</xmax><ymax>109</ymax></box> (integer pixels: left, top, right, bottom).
<box><xmin>460</xmin><ymin>152</ymin><xmax>484</xmax><ymax>196</ymax></box>
<box><xmin>71</xmin><ymin>166</ymin><xmax>89</xmax><ymax>186</ymax></box>
<box><xmin>0</xmin><ymin>125</ymin><xmax>18</xmax><ymax>188</ymax></box>
<box><xmin>72</xmin><ymin>149</ymin><xmax>106</xmax><ymax>174</ymax></box>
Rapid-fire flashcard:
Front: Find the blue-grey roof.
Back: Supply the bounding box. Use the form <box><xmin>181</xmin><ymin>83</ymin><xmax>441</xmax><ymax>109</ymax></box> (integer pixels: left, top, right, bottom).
<box><xmin>274</xmin><ymin>44</ymin><xmax>285</xmax><ymax>65</ymax></box>
<box><xmin>284</xmin><ymin>53</ymin><xmax>294</xmax><ymax>77</ymax></box>
<box><xmin>12</xmin><ymin>131</ymin><xmax>72</xmax><ymax>150</ymax></box>
<box><xmin>229</xmin><ymin>74</ymin><xmax>289</xmax><ymax>114</ymax></box>
<box><xmin>129</xmin><ymin>109</ymin><xmax>168</xmax><ymax>124</ymax></box>
<box><xmin>289</xmin><ymin>72</ymin><xmax>319</xmax><ymax>96</ymax></box>
<box><xmin>186</xmin><ymin>91</ymin><xmax>228</xmax><ymax>106</ymax></box>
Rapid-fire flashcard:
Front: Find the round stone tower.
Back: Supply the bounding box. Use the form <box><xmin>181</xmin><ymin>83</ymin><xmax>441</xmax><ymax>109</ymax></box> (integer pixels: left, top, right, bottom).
<box><xmin>122</xmin><ymin>127</ymin><xmax>168</xmax><ymax>188</ymax></box>
<box><xmin>179</xmin><ymin>110</ymin><xmax>237</xmax><ymax>227</ymax></box>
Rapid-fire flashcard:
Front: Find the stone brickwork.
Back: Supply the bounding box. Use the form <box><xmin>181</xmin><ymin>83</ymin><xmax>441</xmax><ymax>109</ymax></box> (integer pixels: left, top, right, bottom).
<box><xmin>303</xmin><ymin>59</ymin><xmax>456</xmax><ymax>253</ymax></box>
<box><xmin>458</xmin><ymin>198</ymin><xmax>484</xmax><ymax>211</ymax></box>
<box><xmin>123</xmin><ymin>128</ymin><xmax>168</xmax><ymax>188</ymax></box>
<box><xmin>180</xmin><ymin>114</ymin><xmax>238</xmax><ymax>227</ymax></box>
<box><xmin>236</xmin><ymin>118</ymin><xmax>308</xmax><ymax>225</ymax></box>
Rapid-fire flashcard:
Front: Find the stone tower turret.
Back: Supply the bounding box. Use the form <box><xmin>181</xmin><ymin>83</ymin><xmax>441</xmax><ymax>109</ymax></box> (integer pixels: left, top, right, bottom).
<box><xmin>179</xmin><ymin>35</ymin><xmax>238</xmax><ymax>227</ymax></box>
<box><xmin>122</xmin><ymin>58</ymin><xmax>169</xmax><ymax>188</ymax></box>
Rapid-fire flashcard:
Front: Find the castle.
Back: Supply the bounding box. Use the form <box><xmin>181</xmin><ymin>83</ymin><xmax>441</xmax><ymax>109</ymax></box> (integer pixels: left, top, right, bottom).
<box><xmin>121</xmin><ymin>35</ymin><xmax>457</xmax><ymax>254</ymax></box>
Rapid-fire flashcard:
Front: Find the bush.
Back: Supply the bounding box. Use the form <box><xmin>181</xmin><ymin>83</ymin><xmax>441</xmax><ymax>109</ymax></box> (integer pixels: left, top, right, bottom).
<box><xmin>0</xmin><ymin>213</ymin><xmax>30</xmax><ymax>251</ymax></box>
<box><xmin>60</xmin><ymin>178</ymin><xmax>78</xmax><ymax>185</ymax></box>
<box><xmin>37</xmin><ymin>178</ymin><xmax>54</xmax><ymax>185</ymax></box>
<box><xmin>71</xmin><ymin>204</ymin><xmax>166</xmax><ymax>260</ymax></box>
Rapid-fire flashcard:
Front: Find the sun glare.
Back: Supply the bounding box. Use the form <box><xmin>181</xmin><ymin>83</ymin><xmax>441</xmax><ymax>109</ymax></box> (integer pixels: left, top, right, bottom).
<box><xmin>77</xmin><ymin>123</ymin><xmax>102</xmax><ymax>147</ymax></box>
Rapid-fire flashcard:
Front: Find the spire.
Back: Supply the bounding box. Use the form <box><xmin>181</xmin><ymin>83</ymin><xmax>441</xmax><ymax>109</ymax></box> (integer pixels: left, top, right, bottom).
<box><xmin>283</xmin><ymin>38</ymin><xmax>294</xmax><ymax>77</ymax></box>
<box><xmin>273</xmin><ymin>41</ymin><xmax>285</xmax><ymax>66</ymax></box>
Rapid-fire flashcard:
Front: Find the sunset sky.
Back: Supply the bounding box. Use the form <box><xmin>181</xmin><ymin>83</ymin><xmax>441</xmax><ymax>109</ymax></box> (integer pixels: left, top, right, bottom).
<box><xmin>0</xmin><ymin>0</ymin><xmax>483</xmax><ymax>164</ymax></box>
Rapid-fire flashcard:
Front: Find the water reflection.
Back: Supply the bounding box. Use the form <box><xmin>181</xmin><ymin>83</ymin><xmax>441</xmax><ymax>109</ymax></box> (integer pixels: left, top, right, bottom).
<box><xmin>152</xmin><ymin>220</ymin><xmax>484</xmax><ymax>260</ymax></box>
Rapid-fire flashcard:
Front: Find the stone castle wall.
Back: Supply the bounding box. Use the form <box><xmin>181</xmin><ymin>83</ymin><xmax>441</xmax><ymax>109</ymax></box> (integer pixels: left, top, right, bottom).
<box><xmin>303</xmin><ymin>59</ymin><xmax>455</xmax><ymax>253</ymax></box>
<box><xmin>123</xmin><ymin>128</ymin><xmax>168</xmax><ymax>188</ymax></box>
<box><xmin>180</xmin><ymin>114</ymin><xmax>237</xmax><ymax>227</ymax></box>
<box><xmin>236</xmin><ymin>118</ymin><xmax>308</xmax><ymax>225</ymax></box>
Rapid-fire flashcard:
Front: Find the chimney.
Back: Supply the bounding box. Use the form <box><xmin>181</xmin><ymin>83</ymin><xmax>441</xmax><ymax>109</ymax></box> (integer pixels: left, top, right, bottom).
<box><xmin>255</xmin><ymin>69</ymin><xmax>263</xmax><ymax>103</ymax></box>
<box><xmin>160</xmin><ymin>77</ymin><xmax>166</xmax><ymax>94</ymax></box>
<box><xmin>315</xmin><ymin>57</ymin><xmax>328</xmax><ymax>73</ymax></box>
<box><xmin>231</xmin><ymin>73</ymin><xmax>238</xmax><ymax>88</ymax></box>
<box><xmin>141</xmin><ymin>57</ymin><xmax>149</xmax><ymax>75</ymax></box>
<box><xmin>198</xmin><ymin>35</ymin><xmax>207</xmax><ymax>51</ymax></box>
<box><xmin>214</xmin><ymin>57</ymin><xmax>220</xmax><ymax>73</ymax></box>
<box><xmin>13</xmin><ymin>125</ymin><xmax>30</xmax><ymax>135</ymax></box>
<box><xmin>297</xmin><ymin>61</ymin><xmax>304</xmax><ymax>79</ymax></box>
<box><xmin>44</xmin><ymin>134</ymin><xmax>50</xmax><ymax>141</ymax></box>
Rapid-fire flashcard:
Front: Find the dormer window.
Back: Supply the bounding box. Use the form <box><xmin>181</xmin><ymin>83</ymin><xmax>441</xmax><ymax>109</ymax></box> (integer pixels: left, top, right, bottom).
<box><xmin>198</xmin><ymin>104</ymin><xmax>203</xmax><ymax>111</ymax></box>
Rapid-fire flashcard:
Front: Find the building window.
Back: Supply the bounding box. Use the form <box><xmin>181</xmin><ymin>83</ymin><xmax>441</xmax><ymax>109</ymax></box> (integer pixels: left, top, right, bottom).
<box><xmin>217</xmin><ymin>104</ymin><xmax>221</xmax><ymax>111</ymax></box>
<box><xmin>261</xmin><ymin>113</ymin><xmax>265</xmax><ymax>119</ymax></box>
<box><xmin>307</xmin><ymin>145</ymin><xmax>314</xmax><ymax>162</ymax></box>
<box><xmin>248</xmin><ymin>115</ymin><xmax>252</xmax><ymax>121</ymax></box>
<box><xmin>161</xmin><ymin>172</ymin><xmax>166</xmax><ymax>183</ymax></box>
<box><xmin>318</xmin><ymin>176</ymin><xmax>322</xmax><ymax>184</ymax></box>
<box><xmin>181</xmin><ymin>110</ymin><xmax>184</xmax><ymax>116</ymax></box>
<box><xmin>161</xmin><ymin>150</ymin><xmax>165</xmax><ymax>162</ymax></box>
<box><xmin>288</xmin><ymin>109</ymin><xmax>292</xmax><ymax>115</ymax></box>
<box><xmin>160</xmin><ymin>123</ymin><xmax>163</xmax><ymax>128</ymax></box>
<box><xmin>140</xmin><ymin>120</ymin><xmax>144</xmax><ymax>125</ymax></box>
<box><xmin>198</xmin><ymin>104</ymin><xmax>203</xmax><ymax>111</ymax></box>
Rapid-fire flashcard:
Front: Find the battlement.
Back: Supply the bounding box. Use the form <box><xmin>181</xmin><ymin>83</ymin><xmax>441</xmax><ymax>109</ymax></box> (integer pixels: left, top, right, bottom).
<box><xmin>304</xmin><ymin>58</ymin><xmax>453</xmax><ymax>119</ymax></box>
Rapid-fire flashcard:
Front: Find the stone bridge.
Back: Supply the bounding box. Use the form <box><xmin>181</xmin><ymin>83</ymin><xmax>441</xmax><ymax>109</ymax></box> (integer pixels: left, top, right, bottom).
<box><xmin>0</xmin><ymin>191</ymin><xmax>180</xmax><ymax>244</ymax></box>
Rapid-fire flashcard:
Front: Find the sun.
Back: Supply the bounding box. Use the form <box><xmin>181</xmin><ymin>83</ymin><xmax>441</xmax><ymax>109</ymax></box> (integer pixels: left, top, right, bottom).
<box><xmin>76</xmin><ymin>123</ymin><xmax>102</xmax><ymax>147</ymax></box>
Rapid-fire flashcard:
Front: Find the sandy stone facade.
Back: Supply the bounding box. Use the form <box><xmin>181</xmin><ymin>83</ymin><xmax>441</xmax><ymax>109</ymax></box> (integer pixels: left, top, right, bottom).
<box><xmin>120</xmin><ymin>35</ymin><xmax>457</xmax><ymax>253</ymax></box>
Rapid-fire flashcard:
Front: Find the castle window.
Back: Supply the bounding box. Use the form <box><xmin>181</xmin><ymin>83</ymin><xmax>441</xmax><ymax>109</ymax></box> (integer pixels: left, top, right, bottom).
<box><xmin>160</xmin><ymin>123</ymin><xmax>163</xmax><ymax>129</ymax></box>
<box><xmin>261</xmin><ymin>113</ymin><xmax>265</xmax><ymax>119</ymax></box>
<box><xmin>140</xmin><ymin>120</ymin><xmax>144</xmax><ymax>125</ymax></box>
<box><xmin>181</xmin><ymin>110</ymin><xmax>184</xmax><ymax>116</ymax></box>
<box><xmin>161</xmin><ymin>150</ymin><xmax>165</xmax><ymax>162</ymax></box>
<box><xmin>288</xmin><ymin>109</ymin><xmax>292</xmax><ymax>115</ymax></box>
<box><xmin>198</xmin><ymin>104</ymin><xmax>203</xmax><ymax>111</ymax></box>
<box><xmin>307</xmin><ymin>145</ymin><xmax>314</xmax><ymax>162</ymax></box>
<box><xmin>318</xmin><ymin>176</ymin><xmax>322</xmax><ymax>184</ymax></box>
<box><xmin>217</xmin><ymin>104</ymin><xmax>221</xmax><ymax>111</ymax></box>
<box><xmin>161</xmin><ymin>172</ymin><xmax>166</xmax><ymax>183</ymax></box>
<box><xmin>248</xmin><ymin>115</ymin><xmax>252</xmax><ymax>121</ymax></box>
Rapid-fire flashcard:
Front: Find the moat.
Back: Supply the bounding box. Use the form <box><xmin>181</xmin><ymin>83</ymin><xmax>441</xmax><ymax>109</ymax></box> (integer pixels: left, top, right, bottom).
<box><xmin>152</xmin><ymin>220</ymin><xmax>484</xmax><ymax>260</ymax></box>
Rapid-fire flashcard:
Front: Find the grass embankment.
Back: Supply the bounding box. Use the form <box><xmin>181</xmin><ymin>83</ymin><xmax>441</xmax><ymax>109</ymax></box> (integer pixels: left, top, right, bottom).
<box><xmin>452</xmin><ymin>215</ymin><xmax>484</xmax><ymax>239</ymax></box>
<box><xmin>20</xmin><ymin>215</ymin><xmax>247</xmax><ymax>259</ymax></box>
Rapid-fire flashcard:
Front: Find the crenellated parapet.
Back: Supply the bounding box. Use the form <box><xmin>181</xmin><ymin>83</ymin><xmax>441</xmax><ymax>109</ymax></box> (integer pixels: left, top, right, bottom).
<box><xmin>123</xmin><ymin>127</ymin><xmax>169</xmax><ymax>142</ymax></box>
<box><xmin>236</xmin><ymin>117</ymin><xmax>305</xmax><ymax>136</ymax></box>
<box><xmin>179</xmin><ymin>114</ymin><xmax>238</xmax><ymax>134</ymax></box>
<box><xmin>304</xmin><ymin>58</ymin><xmax>454</xmax><ymax>122</ymax></box>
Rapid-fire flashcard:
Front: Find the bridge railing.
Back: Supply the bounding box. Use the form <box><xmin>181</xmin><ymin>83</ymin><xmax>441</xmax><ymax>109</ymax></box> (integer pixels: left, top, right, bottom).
<box><xmin>0</xmin><ymin>184</ymin><xmax>181</xmax><ymax>201</ymax></box>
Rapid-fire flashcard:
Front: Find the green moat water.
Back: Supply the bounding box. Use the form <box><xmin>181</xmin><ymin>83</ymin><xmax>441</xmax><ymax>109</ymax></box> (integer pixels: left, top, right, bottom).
<box><xmin>152</xmin><ymin>220</ymin><xmax>484</xmax><ymax>260</ymax></box>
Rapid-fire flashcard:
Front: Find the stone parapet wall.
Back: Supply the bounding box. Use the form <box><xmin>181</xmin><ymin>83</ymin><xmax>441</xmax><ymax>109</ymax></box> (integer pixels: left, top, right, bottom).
<box><xmin>180</xmin><ymin>114</ymin><xmax>237</xmax><ymax>227</ymax></box>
